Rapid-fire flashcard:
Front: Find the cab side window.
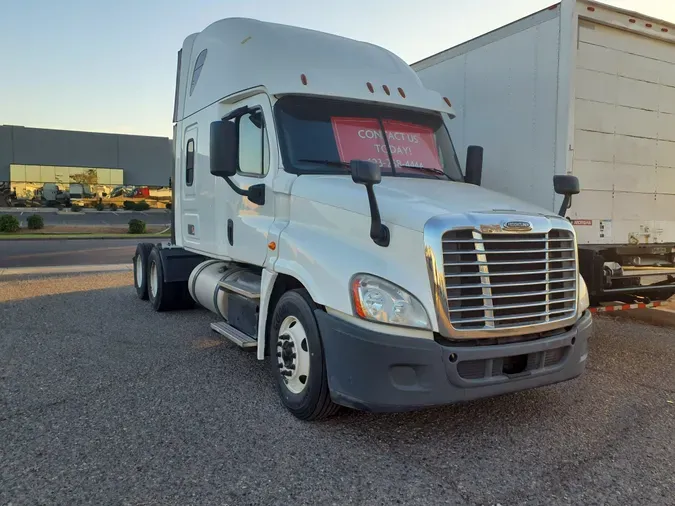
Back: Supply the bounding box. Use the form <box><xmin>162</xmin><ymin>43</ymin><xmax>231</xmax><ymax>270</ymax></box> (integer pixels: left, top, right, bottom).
<box><xmin>237</xmin><ymin>110</ymin><xmax>269</xmax><ymax>176</ymax></box>
<box><xmin>186</xmin><ymin>139</ymin><xmax>194</xmax><ymax>186</ymax></box>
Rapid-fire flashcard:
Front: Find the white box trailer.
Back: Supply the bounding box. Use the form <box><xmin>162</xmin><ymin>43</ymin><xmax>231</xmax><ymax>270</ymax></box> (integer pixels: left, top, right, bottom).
<box><xmin>413</xmin><ymin>0</ymin><xmax>675</xmax><ymax>304</ymax></box>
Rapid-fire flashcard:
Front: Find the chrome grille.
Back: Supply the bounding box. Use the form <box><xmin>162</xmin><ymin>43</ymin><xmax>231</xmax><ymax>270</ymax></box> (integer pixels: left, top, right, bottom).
<box><xmin>442</xmin><ymin>229</ymin><xmax>577</xmax><ymax>332</ymax></box>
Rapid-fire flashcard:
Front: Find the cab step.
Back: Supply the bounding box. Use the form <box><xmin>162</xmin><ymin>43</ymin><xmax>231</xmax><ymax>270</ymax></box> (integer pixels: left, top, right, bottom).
<box><xmin>210</xmin><ymin>321</ymin><xmax>257</xmax><ymax>349</ymax></box>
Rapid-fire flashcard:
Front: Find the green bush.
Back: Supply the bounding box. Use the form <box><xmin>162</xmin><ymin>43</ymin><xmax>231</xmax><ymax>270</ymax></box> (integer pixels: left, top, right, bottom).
<box><xmin>95</xmin><ymin>202</ymin><xmax>105</xmax><ymax>211</ymax></box>
<box><xmin>0</xmin><ymin>215</ymin><xmax>20</xmax><ymax>233</ymax></box>
<box><xmin>122</xmin><ymin>200</ymin><xmax>151</xmax><ymax>211</ymax></box>
<box><xmin>128</xmin><ymin>219</ymin><xmax>146</xmax><ymax>234</ymax></box>
<box><xmin>110</xmin><ymin>203</ymin><xmax>118</xmax><ymax>211</ymax></box>
<box><xmin>71</xmin><ymin>204</ymin><xmax>82</xmax><ymax>212</ymax></box>
<box><xmin>27</xmin><ymin>214</ymin><xmax>44</xmax><ymax>230</ymax></box>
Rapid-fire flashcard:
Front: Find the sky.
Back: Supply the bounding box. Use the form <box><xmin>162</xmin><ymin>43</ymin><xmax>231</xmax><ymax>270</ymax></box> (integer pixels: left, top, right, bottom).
<box><xmin>1</xmin><ymin>0</ymin><xmax>673</xmax><ymax>138</ymax></box>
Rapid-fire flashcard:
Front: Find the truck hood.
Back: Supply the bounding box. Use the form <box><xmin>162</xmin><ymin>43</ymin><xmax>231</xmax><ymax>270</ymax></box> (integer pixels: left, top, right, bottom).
<box><xmin>291</xmin><ymin>175</ymin><xmax>557</xmax><ymax>231</ymax></box>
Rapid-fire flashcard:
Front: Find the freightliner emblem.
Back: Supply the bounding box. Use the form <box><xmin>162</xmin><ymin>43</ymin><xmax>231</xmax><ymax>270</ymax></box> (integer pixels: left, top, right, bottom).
<box><xmin>502</xmin><ymin>220</ymin><xmax>533</xmax><ymax>232</ymax></box>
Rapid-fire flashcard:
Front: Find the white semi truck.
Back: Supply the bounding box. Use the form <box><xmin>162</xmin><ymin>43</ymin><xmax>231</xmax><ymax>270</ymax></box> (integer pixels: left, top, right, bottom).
<box><xmin>413</xmin><ymin>0</ymin><xmax>675</xmax><ymax>306</ymax></box>
<box><xmin>133</xmin><ymin>17</ymin><xmax>592</xmax><ymax>420</ymax></box>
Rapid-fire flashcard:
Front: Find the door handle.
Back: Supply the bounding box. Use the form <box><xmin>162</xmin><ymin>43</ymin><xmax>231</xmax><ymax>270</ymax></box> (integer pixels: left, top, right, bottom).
<box><xmin>227</xmin><ymin>219</ymin><xmax>234</xmax><ymax>246</ymax></box>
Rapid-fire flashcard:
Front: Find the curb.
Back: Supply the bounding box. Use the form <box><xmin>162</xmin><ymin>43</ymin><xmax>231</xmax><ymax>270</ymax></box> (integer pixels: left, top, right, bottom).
<box><xmin>610</xmin><ymin>306</ymin><xmax>675</xmax><ymax>328</ymax></box>
<box><xmin>0</xmin><ymin>235</ymin><xmax>170</xmax><ymax>242</ymax></box>
<box><xmin>0</xmin><ymin>263</ymin><xmax>133</xmax><ymax>277</ymax></box>
<box><xmin>0</xmin><ymin>208</ymin><xmax>57</xmax><ymax>213</ymax></box>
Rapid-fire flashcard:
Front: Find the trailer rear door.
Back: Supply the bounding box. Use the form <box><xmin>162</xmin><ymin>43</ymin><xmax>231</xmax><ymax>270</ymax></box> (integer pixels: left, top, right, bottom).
<box><xmin>570</xmin><ymin>7</ymin><xmax>675</xmax><ymax>246</ymax></box>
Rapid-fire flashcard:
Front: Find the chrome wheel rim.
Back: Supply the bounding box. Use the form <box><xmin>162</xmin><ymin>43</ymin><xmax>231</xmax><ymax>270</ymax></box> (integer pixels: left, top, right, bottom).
<box><xmin>277</xmin><ymin>316</ymin><xmax>310</xmax><ymax>394</ymax></box>
<box><xmin>149</xmin><ymin>261</ymin><xmax>158</xmax><ymax>298</ymax></box>
<box><xmin>135</xmin><ymin>254</ymin><xmax>143</xmax><ymax>288</ymax></box>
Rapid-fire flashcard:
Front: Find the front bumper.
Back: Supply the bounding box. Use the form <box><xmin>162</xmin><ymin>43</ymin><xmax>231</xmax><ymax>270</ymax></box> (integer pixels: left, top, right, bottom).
<box><xmin>316</xmin><ymin>310</ymin><xmax>593</xmax><ymax>412</ymax></box>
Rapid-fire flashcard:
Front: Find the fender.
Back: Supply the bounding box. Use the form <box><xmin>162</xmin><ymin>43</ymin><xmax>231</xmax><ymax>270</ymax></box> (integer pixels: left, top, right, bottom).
<box><xmin>271</xmin><ymin>200</ymin><xmax>437</xmax><ymax>330</ymax></box>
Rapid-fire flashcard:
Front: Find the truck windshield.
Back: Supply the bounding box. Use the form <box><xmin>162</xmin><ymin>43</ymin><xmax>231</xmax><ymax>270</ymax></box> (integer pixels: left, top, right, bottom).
<box><xmin>275</xmin><ymin>96</ymin><xmax>463</xmax><ymax>181</ymax></box>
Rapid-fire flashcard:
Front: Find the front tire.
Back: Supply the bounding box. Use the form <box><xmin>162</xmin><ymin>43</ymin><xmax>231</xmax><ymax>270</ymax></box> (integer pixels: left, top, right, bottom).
<box><xmin>269</xmin><ymin>289</ymin><xmax>340</xmax><ymax>421</ymax></box>
<box><xmin>133</xmin><ymin>243</ymin><xmax>154</xmax><ymax>300</ymax></box>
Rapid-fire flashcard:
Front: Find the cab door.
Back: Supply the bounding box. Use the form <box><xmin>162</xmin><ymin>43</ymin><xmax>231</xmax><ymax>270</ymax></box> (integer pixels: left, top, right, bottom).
<box><xmin>224</xmin><ymin>94</ymin><xmax>277</xmax><ymax>266</ymax></box>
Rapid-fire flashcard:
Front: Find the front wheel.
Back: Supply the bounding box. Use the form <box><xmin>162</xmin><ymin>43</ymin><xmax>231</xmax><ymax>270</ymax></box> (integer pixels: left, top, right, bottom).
<box><xmin>269</xmin><ymin>289</ymin><xmax>340</xmax><ymax>421</ymax></box>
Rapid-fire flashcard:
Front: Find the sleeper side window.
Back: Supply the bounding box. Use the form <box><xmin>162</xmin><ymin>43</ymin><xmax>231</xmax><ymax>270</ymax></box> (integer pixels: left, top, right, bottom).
<box><xmin>189</xmin><ymin>49</ymin><xmax>207</xmax><ymax>96</ymax></box>
<box><xmin>186</xmin><ymin>139</ymin><xmax>195</xmax><ymax>186</ymax></box>
<box><xmin>237</xmin><ymin>109</ymin><xmax>270</xmax><ymax>176</ymax></box>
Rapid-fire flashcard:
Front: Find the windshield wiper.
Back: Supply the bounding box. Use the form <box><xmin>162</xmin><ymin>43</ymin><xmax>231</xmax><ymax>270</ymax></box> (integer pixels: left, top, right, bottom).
<box><xmin>298</xmin><ymin>159</ymin><xmax>351</xmax><ymax>170</ymax></box>
<box><xmin>398</xmin><ymin>165</ymin><xmax>449</xmax><ymax>179</ymax></box>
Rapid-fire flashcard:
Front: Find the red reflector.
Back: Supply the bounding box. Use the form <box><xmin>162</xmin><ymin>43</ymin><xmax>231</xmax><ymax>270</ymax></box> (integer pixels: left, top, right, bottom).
<box><xmin>300</xmin><ymin>74</ymin><xmax>308</xmax><ymax>85</ymax></box>
<box><xmin>662</xmin><ymin>28</ymin><xmax>669</xmax><ymax>32</ymax></box>
<box><xmin>366</xmin><ymin>82</ymin><xmax>374</xmax><ymax>93</ymax></box>
<box><xmin>587</xmin><ymin>6</ymin><xmax>595</xmax><ymax>11</ymax></box>
<box><xmin>548</xmin><ymin>4</ymin><xmax>558</xmax><ymax>10</ymax></box>
<box><xmin>398</xmin><ymin>87</ymin><xmax>406</xmax><ymax>98</ymax></box>
<box><xmin>629</xmin><ymin>18</ymin><xmax>636</xmax><ymax>23</ymax></box>
<box><xmin>382</xmin><ymin>85</ymin><xmax>391</xmax><ymax>95</ymax></box>
<box><xmin>443</xmin><ymin>97</ymin><xmax>452</xmax><ymax>107</ymax></box>
<box><xmin>646</xmin><ymin>23</ymin><xmax>653</xmax><ymax>28</ymax></box>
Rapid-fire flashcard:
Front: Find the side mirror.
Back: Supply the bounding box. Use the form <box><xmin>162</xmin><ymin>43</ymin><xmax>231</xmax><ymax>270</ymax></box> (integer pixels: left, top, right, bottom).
<box><xmin>209</xmin><ymin>120</ymin><xmax>237</xmax><ymax>178</ymax></box>
<box><xmin>465</xmin><ymin>145</ymin><xmax>484</xmax><ymax>186</ymax></box>
<box><xmin>350</xmin><ymin>160</ymin><xmax>389</xmax><ymax>247</ymax></box>
<box><xmin>553</xmin><ymin>175</ymin><xmax>580</xmax><ymax>217</ymax></box>
<box><xmin>553</xmin><ymin>175</ymin><xmax>580</xmax><ymax>196</ymax></box>
<box><xmin>350</xmin><ymin>160</ymin><xmax>382</xmax><ymax>185</ymax></box>
<box><xmin>209</xmin><ymin>118</ymin><xmax>265</xmax><ymax>206</ymax></box>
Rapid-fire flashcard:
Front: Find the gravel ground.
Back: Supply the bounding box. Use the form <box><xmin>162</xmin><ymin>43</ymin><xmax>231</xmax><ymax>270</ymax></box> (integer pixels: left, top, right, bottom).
<box><xmin>1</xmin><ymin>273</ymin><xmax>674</xmax><ymax>505</ymax></box>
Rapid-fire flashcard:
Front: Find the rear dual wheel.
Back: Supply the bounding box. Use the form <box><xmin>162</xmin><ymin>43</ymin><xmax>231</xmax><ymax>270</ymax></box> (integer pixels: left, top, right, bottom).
<box><xmin>135</xmin><ymin>244</ymin><xmax>193</xmax><ymax>311</ymax></box>
<box><xmin>133</xmin><ymin>243</ymin><xmax>153</xmax><ymax>300</ymax></box>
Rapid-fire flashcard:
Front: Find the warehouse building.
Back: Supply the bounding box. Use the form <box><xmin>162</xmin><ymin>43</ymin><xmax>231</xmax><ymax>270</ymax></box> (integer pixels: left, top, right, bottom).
<box><xmin>0</xmin><ymin>125</ymin><xmax>172</xmax><ymax>200</ymax></box>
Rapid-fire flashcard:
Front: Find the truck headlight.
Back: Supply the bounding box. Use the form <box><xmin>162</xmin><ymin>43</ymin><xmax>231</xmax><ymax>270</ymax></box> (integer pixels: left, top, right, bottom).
<box><xmin>579</xmin><ymin>275</ymin><xmax>590</xmax><ymax>314</ymax></box>
<box><xmin>351</xmin><ymin>274</ymin><xmax>431</xmax><ymax>329</ymax></box>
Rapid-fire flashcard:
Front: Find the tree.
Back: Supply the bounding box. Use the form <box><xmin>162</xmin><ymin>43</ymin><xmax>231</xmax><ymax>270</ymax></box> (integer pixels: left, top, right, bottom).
<box><xmin>70</xmin><ymin>169</ymin><xmax>99</xmax><ymax>186</ymax></box>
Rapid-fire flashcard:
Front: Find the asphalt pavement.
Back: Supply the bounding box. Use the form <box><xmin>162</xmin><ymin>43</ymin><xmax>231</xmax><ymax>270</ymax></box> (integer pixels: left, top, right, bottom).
<box><xmin>0</xmin><ymin>239</ymin><xmax>146</xmax><ymax>268</ymax></box>
<box><xmin>1</xmin><ymin>273</ymin><xmax>674</xmax><ymax>505</ymax></box>
<box><xmin>0</xmin><ymin>209</ymin><xmax>171</xmax><ymax>227</ymax></box>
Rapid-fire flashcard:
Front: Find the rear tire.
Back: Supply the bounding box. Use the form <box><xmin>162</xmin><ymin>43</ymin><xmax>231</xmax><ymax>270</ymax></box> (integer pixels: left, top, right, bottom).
<box><xmin>133</xmin><ymin>243</ymin><xmax>154</xmax><ymax>300</ymax></box>
<box><xmin>269</xmin><ymin>289</ymin><xmax>340</xmax><ymax>421</ymax></box>
<box><xmin>147</xmin><ymin>247</ymin><xmax>176</xmax><ymax>312</ymax></box>
<box><xmin>147</xmin><ymin>247</ymin><xmax>195</xmax><ymax>311</ymax></box>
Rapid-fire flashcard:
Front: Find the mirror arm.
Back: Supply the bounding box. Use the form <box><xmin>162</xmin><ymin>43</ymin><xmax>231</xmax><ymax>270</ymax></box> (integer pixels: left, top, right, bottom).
<box><xmin>223</xmin><ymin>176</ymin><xmax>265</xmax><ymax>205</ymax></box>
<box><xmin>365</xmin><ymin>184</ymin><xmax>390</xmax><ymax>247</ymax></box>
<box><xmin>223</xmin><ymin>106</ymin><xmax>251</xmax><ymax>121</ymax></box>
<box><xmin>224</xmin><ymin>175</ymin><xmax>248</xmax><ymax>196</ymax></box>
<box><xmin>558</xmin><ymin>195</ymin><xmax>571</xmax><ymax>217</ymax></box>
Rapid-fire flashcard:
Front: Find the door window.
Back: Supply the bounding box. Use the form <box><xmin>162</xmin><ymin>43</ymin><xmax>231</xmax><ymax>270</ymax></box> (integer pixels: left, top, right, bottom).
<box><xmin>186</xmin><ymin>139</ymin><xmax>195</xmax><ymax>186</ymax></box>
<box><xmin>238</xmin><ymin>110</ymin><xmax>270</xmax><ymax>176</ymax></box>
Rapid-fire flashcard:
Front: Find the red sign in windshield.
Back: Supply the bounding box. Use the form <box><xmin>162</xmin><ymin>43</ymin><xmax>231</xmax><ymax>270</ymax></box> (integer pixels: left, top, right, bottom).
<box><xmin>331</xmin><ymin>117</ymin><xmax>441</xmax><ymax>171</ymax></box>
